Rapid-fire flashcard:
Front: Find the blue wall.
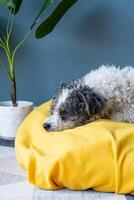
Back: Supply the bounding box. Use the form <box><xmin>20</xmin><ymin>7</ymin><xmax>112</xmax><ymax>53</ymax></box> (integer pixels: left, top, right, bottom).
<box><xmin>0</xmin><ymin>0</ymin><xmax>134</xmax><ymax>105</ymax></box>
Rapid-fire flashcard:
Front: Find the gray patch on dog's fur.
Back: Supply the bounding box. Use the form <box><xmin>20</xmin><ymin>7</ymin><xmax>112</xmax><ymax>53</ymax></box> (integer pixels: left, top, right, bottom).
<box><xmin>51</xmin><ymin>82</ymin><xmax>106</xmax><ymax>126</ymax></box>
<box><xmin>51</xmin><ymin>80</ymin><xmax>81</xmax><ymax>113</ymax></box>
<box><xmin>59</xmin><ymin>85</ymin><xmax>106</xmax><ymax>125</ymax></box>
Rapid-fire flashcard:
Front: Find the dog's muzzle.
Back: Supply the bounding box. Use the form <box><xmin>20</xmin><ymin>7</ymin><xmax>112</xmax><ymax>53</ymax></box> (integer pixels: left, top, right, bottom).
<box><xmin>43</xmin><ymin>123</ymin><xmax>51</xmax><ymax>131</ymax></box>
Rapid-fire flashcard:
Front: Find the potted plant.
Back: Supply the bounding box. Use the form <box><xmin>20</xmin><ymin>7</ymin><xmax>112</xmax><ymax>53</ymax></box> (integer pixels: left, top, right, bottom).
<box><xmin>0</xmin><ymin>0</ymin><xmax>78</xmax><ymax>139</ymax></box>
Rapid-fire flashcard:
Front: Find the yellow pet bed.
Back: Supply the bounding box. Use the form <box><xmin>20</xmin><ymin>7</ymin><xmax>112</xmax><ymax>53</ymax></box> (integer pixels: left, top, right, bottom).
<box><xmin>15</xmin><ymin>101</ymin><xmax>134</xmax><ymax>194</ymax></box>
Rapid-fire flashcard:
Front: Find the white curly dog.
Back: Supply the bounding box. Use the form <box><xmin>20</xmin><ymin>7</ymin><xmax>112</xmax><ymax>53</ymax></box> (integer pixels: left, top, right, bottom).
<box><xmin>44</xmin><ymin>65</ymin><xmax>134</xmax><ymax>132</ymax></box>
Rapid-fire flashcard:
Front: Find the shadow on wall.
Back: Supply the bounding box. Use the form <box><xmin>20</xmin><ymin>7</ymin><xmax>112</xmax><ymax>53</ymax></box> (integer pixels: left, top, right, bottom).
<box><xmin>76</xmin><ymin>4</ymin><xmax>114</xmax><ymax>43</ymax></box>
<box><xmin>74</xmin><ymin>1</ymin><xmax>130</xmax><ymax>46</ymax></box>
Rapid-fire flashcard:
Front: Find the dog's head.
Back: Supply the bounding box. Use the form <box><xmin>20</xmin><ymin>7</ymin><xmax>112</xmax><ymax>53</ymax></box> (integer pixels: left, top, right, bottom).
<box><xmin>43</xmin><ymin>81</ymin><xmax>106</xmax><ymax>132</ymax></box>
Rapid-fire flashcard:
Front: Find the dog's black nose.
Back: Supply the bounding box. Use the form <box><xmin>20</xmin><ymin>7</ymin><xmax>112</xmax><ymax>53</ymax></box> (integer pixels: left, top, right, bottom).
<box><xmin>43</xmin><ymin>123</ymin><xmax>51</xmax><ymax>131</ymax></box>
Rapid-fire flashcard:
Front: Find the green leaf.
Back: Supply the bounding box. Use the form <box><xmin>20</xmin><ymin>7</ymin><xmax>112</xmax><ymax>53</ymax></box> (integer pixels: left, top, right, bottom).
<box><xmin>11</xmin><ymin>0</ymin><xmax>23</xmax><ymax>14</ymax></box>
<box><xmin>35</xmin><ymin>0</ymin><xmax>78</xmax><ymax>38</ymax></box>
<box><xmin>30</xmin><ymin>0</ymin><xmax>55</xmax><ymax>29</ymax></box>
<box><xmin>0</xmin><ymin>0</ymin><xmax>14</xmax><ymax>7</ymax></box>
<box><xmin>0</xmin><ymin>0</ymin><xmax>23</xmax><ymax>14</ymax></box>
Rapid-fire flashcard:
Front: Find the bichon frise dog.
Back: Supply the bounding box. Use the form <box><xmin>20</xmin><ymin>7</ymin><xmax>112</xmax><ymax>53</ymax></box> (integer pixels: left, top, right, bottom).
<box><xmin>43</xmin><ymin>65</ymin><xmax>134</xmax><ymax>132</ymax></box>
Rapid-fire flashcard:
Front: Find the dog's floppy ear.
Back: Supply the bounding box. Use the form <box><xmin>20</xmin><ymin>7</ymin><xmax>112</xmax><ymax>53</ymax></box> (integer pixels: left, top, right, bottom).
<box><xmin>78</xmin><ymin>86</ymin><xmax>106</xmax><ymax>116</ymax></box>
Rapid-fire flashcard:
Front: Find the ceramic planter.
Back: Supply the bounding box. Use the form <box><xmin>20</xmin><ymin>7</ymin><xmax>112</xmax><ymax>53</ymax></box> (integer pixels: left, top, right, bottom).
<box><xmin>0</xmin><ymin>101</ymin><xmax>33</xmax><ymax>139</ymax></box>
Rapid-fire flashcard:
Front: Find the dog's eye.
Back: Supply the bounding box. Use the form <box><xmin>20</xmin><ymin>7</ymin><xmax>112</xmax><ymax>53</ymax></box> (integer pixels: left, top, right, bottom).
<box><xmin>60</xmin><ymin>110</ymin><xmax>68</xmax><ymax>120</ymax></box>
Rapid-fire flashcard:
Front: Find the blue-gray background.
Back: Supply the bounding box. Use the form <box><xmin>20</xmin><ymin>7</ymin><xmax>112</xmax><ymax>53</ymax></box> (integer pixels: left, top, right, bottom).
<box><xmin>0</xmin><ymin>0</ymin><xmax>134</xmax><ymax>105</ymax></box>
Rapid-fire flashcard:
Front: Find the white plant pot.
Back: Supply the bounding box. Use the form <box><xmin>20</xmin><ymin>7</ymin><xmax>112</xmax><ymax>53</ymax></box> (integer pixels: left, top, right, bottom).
<box><xmin>0</xmin><ymin>101</ymin><xmax>34</xmax><ymax>140</ymax></box>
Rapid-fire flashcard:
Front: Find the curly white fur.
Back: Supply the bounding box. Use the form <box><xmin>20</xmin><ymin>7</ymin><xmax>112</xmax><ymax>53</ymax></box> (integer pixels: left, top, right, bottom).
<box><xmin>83</xmin><ymin>65</ymin><xmax>134</xmax><ymax>122</ymax></box>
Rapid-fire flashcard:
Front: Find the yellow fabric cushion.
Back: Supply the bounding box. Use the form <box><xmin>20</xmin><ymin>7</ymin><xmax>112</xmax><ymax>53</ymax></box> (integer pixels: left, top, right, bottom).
<box><xmin>15</xmin><ymin>101</ymin><xmax>134</xmax><ymax>194</ymax></box>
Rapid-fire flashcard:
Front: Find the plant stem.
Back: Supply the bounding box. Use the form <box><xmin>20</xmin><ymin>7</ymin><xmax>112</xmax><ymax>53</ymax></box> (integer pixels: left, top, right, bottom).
<box><xmin>0</xmin><ymin>7</ymin><xmax>32</xmax><ymax>107</ymax></box>
<box><xmin>12</xmin><ymin>30</ymin><xmax>31</xmax><ymax>63</ymax></box>
<box><xmin>11</xmin><ymin>74</ymin><xmax>17</xmax><ymax>107</ymax></box>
